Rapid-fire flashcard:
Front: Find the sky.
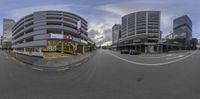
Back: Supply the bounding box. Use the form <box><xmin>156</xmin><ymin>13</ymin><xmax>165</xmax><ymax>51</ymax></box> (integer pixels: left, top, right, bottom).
<box><xmin>0</xmin><ymin>0</ymin><xmax>200</xmax><ymax>46</ymax></box>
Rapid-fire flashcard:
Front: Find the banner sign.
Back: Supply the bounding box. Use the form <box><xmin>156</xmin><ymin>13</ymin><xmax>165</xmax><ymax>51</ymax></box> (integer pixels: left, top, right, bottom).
<box><xmin>50</xmin><ymin>33</ymin><xmax>74</xmax><ymax>41</ymax></box>
<box><xmin>50</xmin><ymin>34</ymin><xmax>63</xmax><ymax>39</ymax></box>
<box><xmin>64</xmin><ymin>34</ymin><xmax>73</xmax><ymax>40</ymax></box>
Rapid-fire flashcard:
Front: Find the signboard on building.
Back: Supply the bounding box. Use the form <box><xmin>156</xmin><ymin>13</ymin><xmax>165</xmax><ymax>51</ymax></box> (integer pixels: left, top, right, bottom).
<box><xmin>50</xmin><ymin>34</ymin><xmax>63</xmax><ymax>39</ymax></box>
<box><xmin>77</xmin><ymin>21</ymin><xmax>81</xmax><ymax>35</ymax></box>
<box><xmin>64</xmin><ymin>34</ymin><xmax>73</xmax><ymax>40</ymax></box>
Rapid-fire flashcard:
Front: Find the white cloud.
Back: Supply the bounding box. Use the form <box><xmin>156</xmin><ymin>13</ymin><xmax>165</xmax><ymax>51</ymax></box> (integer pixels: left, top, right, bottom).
<box><xmin>101</xmin><ymin>41</ymin><xmax>112</xmax><ymax>46</ymax></box>
<box><xmin>96</xmin><ymin>1</ymin><xmax>200</xmax><ymax>39</ymax></box>
<box><xmin>1</xmin><ymin>1</ymin><xmax>199</xmax><ymax>44</ymax></box>
<box><xmin>0</xmin><ymin>4</ymin><xmax>74</xmax><ymax>36</ymax></box>
<box><xmin>87</xmin><ymin>12</ymin><xmax>121</xmax><ymax>45</ymax></box>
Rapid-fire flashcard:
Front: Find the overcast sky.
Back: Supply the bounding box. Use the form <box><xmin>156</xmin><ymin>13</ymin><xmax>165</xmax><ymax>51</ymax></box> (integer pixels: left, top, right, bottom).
<box><xmin>0</xmin><ymin>0</ymin><xmax>199</xmax><ymax>45</ymax></box>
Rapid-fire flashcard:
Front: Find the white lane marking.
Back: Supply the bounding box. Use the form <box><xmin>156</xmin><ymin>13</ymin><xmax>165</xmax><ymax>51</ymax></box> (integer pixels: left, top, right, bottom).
<box><xmin>107</xmin><ymin>51</ymin><xmax>197</xmax><ymax>66</ymax></box>
<box><xmin>56</xmin><ymin>67</ymin><xmax>69</xmax><ymax>71</ymax></box>
<box><xmin>139</xmin><ymin>54</ymin><xmax>172</xmax><ymax>58</ymax></box>
<box><xmin>75</xmin><ymin>62</ymin><xmax>82</xmax><ymax>66</ymax></box>
<box><xmin>166</xmin><ymin>55</ymin><xmax>184</xmax><ymax>60</ymax></box>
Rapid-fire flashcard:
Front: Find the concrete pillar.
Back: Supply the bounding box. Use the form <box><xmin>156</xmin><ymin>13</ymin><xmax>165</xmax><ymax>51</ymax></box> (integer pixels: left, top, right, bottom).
<box><xmin>61</xmin><ymin>41</ymin><xmax>64</xmax><ymax>54</ymax></box>
<box><xmin>166</xmin><ymin>44</ymin><xmax>168</xmax><ymax>52</ymax></box>
<box><xmin>161</xmin><ymin>45</ymin><xmax>163</xmax><ymax>53</ymax></box>
<box><xmin>61</xmin><ymin>30</ymin><xmax>64</xmax><ymax>55</ymax></box>
<box><xmin>157</xmin><ymin>45</ymin><xmax>159</xmax><ymax>53</ymax></box>
<box><xmin>145</xmin><ymin>46</ymin><xmax>148</xmax><ymax>53</ymax></box>
<box><xmin>39</xmin><ymin>47</ymin><xmax>42</xmax><ymax>53</ymax></box>
<box><xmin>82</xmin><ymin>46</ymin><xmax>85</xmax><ymax>54</ymax></box>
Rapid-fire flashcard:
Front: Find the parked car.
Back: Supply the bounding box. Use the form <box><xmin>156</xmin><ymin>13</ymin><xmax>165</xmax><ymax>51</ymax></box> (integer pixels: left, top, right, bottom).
<box><xmin>120</xmin><ymin>49</ymin><xmax>130</xmax><ymax>54</ymax></box>
<box><xmin>129</xmin><ymin>50</ymin><xmax>141</xmax><ymax>55</ymax></box>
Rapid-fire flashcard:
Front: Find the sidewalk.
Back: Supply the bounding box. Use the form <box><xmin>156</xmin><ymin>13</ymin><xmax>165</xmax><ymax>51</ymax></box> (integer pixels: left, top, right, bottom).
<box><xmin>9</xmin><ymin>51</ymin><xmax>95</xmax><ymax>71</ymax></box>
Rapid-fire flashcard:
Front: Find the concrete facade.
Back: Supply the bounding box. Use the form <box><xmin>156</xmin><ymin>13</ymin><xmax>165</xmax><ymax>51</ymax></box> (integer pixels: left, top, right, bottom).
<box><xmin>173</xmin><ymin>15</ymin><xmax>192</xmax><ymax>49</ymax></box>
<box><xmin>12</xmin><ymin>10</ymin><xmax>92</xmax><ymax>57</ymax></box>
<box><xmin>118</xmin><ymin>11</ymin><xmax>161</xmax><ymax>53</ymax></box>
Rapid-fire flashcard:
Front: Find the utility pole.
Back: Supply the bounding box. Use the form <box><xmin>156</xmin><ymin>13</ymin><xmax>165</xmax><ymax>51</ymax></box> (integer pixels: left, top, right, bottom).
<box><xmin>61</xmin><ymin>30</ymin><xmax>64</xmax><ymax>55</ymax></box>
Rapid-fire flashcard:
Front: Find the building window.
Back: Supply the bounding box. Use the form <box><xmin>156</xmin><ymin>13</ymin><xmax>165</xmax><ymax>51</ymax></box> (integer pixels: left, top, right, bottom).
<box><xmin>47</xmin><ymin>17</ymin><xmax>62</xmax><ymax>20</ymax></box>
<box><xmin>47</xmin><ymin>22</ymin><xmax>62</xmax><ymax>25</ymax></box>
<box><xmin>26</xmin><ymin>28</ymin><xmax>34</xmax><ymax>34</ymax></box>
<box><xmin>26</xmin><ymin>37</ymin><xmax>34</xmax><ymax>42</ymax></box>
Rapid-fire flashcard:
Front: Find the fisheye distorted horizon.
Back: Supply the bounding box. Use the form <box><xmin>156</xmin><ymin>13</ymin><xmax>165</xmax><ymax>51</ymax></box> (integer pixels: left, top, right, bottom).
<box><xmin>0</xmin><ymin>0</ymin><xmax>199</xmax><ymax>46</ymax></box>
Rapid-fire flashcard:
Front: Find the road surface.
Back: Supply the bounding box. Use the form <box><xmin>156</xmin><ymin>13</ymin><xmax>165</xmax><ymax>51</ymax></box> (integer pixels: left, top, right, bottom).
<box><xmin>0</xmin><ymin>49</ymin><xmax>200</xmax><ymax>99</ymax></box>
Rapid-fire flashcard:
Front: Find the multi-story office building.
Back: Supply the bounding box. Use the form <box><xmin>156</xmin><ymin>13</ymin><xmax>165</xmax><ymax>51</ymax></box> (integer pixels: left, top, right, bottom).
<box><xmin>197</xmin><ymin>39</ymin><xmax>200</xmax><ymax>49</ymax></box>
<box><xmin>173</xmin><ymin>15</ymin><xmax>192</xmax><ymax>49</ymax></box>
<box><xmin>0</xmin><ymin>35</ymin><xmax>2</xmax><ymax>44</ymax></box>
<box><xmin>112</xmin><ymin>24</ymin><xmax>121</xmax><ymax>50</ymax></box>
<box><xmin>2</xmin><ymin>18</ymin><xmax>16</xmax><ymax>50</ymax></box>
<box><xmin>0</xmin><ymin>35</ymin><xmax>2</xmax><ymax>48</ymax></box>
<box><xmin>12</xmin><ymin>10</ymin><xmax>93</xmax><ymax>57</ymax></box>
<box><xmin>119</xmin><ymin>11</ymin><xmax>161</xmax><ymax>53</ymax></box>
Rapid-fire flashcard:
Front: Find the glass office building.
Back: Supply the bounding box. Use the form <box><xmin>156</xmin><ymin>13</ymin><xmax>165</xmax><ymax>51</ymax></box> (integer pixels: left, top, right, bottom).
<box><xmin>173</xmin><ymin>15</ymin><xmax>192</xmax><ymax>49</ymax></box>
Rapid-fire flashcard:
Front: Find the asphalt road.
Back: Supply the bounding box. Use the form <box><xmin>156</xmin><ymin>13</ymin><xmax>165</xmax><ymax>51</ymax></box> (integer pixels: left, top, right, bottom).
<box><xmin>0</xmin><ymin>49</ymin><xmax>200</xmax><ymax>99</ymax></box>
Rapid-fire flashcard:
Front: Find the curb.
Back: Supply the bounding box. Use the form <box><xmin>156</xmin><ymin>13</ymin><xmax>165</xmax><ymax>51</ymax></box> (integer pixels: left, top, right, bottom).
<box><xmin>9</xmin><ymin>51</ymin><xmax>95</xmax><ymax>72</ymax></box>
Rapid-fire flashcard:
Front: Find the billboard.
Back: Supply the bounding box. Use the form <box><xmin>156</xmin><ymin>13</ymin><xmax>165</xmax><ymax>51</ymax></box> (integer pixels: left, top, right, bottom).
<box><xmin>50</xmin><ymin>33</ymin><xmax>74</xmax><ymax>41</ymax></box>
<box><xmin>64</xmin><ymin>34</ymin><xmax>73</xmax><ymax>40</ymax></box>
<box><xmin>50</xmin><ymin>34</ymin><xmax>63</xmax><ymax>39</ymax></box>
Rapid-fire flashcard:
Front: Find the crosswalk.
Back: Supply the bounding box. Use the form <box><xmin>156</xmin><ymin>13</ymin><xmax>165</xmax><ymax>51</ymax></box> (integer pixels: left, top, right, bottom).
<box><xmin>165</xmin><ymin>55</ymin><xmax>184</xmax><ymax>60</ymax></box>
<box><xmin>108</xmin><ymin>50</ymin><xmax>198</xmax><ymax>66</ymax></box>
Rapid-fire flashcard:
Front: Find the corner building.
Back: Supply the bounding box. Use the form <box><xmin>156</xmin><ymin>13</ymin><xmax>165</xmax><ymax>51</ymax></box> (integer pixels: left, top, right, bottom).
<box><xmin>112</xmin><ymin>24</ymin><xmax>121</xmax><ymax>50</ymax></box>
<box><xmin>173</xmin><ymin>15</ymin><xmax>192</xmax><ymax>50</ymax></box>
<box><xmin>119</xmin><ymin>11</ymin><xmax>161</xmax><ymax>53</ymax></box>
<box><xmin>12</xmin><ymin>10</ymin><xmax>92</xmax><ymax>57</ymax></box>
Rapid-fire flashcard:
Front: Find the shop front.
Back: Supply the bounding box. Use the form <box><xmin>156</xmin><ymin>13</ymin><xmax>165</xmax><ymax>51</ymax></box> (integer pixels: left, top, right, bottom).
<box><xmin>41</xmin><ymin>33</ymin><xmax>88</xmax><ymax>58</ymax></box>
<box><xmin>13</xmin><ymin>33</ymin><xmax>92</xmax><ymax>58</ymax></box>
